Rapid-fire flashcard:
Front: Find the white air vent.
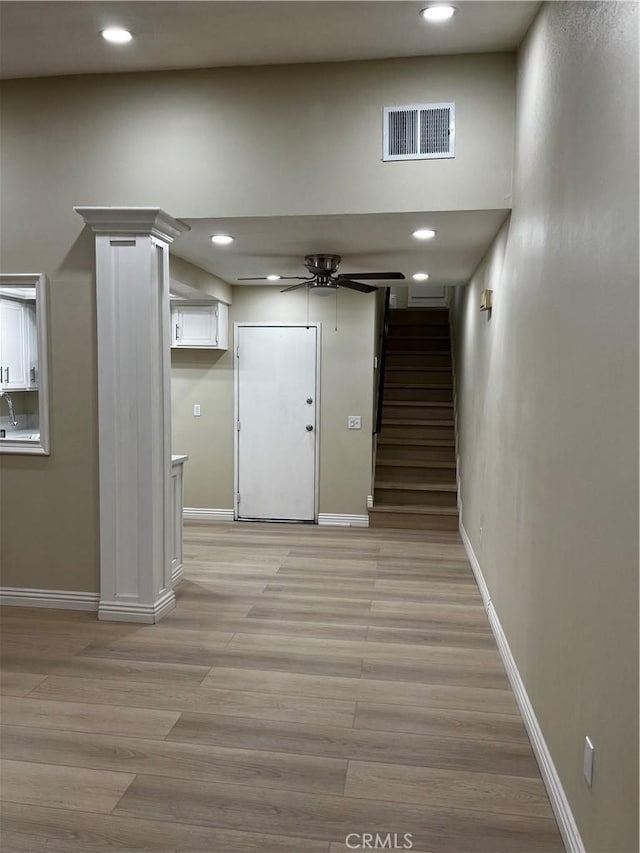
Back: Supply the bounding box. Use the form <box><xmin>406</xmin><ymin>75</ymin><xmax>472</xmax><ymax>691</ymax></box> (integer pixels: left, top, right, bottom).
<box><xmin>383</xmin><ymin>102</ymin><xmax>455</xmax><ymax>161</ymax></box>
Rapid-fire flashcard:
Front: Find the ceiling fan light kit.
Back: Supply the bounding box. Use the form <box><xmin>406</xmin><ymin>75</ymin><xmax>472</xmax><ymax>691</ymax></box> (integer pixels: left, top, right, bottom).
<box><xmin>238</xmin><ymin>254</ymin><xmax>405</xmax><ymax>295</ymax></box>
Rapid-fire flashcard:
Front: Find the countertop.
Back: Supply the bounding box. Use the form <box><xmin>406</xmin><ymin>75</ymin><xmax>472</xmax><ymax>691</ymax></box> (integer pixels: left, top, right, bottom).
<box><xmin>0</xmin><ymin>429</ymin><xmax>40</xmax><ymax>441</ymax></box>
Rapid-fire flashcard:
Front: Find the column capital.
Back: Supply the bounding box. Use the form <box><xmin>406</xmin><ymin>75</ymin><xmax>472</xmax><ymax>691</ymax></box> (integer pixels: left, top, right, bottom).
<box><xmin>74</xmin><ymin>206</ymin><xmax>189</xmax><ymax>242</ymax></box>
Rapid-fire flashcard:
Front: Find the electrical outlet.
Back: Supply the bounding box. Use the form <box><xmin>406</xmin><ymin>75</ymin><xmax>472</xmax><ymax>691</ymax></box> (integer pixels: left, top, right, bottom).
<box><xmin>193</xmin><ymin>404</ymin><xmax>201</xmax><ymax>417</ymax></box>
<box><xmin>583</xmin><ymin>736</ymin><xmax>594</xmax><ymax>786</ymax></box>
<box><xmin>347</xmin><ymin>416</ymin><xmax>361</xmax><ymax>430</ymax></box>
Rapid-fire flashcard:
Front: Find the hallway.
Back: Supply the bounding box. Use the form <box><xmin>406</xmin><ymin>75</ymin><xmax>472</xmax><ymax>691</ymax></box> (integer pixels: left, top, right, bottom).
<box><xmin>1</xmin><ymin>522</ymin><xmax>562</xmax><ymax>852</ymax></box>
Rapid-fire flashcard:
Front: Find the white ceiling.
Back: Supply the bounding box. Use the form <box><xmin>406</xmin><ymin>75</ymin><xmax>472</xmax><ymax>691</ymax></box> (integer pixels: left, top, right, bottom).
<box><xmin>0</xmin><ymin>1</ymin><xmax>539</xmax><ymax>80</ymax></box>
<box><xmin>174</xmin><ymin>211</ymin><xmax>510</xmax><ymax>289</ymax></box>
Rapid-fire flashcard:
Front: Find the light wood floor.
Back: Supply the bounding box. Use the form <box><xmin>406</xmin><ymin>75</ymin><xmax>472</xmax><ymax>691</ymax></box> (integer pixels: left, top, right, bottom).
<box><xmin>0</xmin><ymin>522</ymin><xmax>564</xmax><ymax>852</ymax></box>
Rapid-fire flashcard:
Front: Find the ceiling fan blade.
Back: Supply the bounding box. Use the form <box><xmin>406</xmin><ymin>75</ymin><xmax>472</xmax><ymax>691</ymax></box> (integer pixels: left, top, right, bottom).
<box><xmin>338</xmin><ymin>279</ymin><xmax>377</xmax><ymax>294</ymax></box>
<box><xmin>338</xmin><ymin>272</ymin><xmax>405</xmax><ymax>281</ymax></box>
<box><xmin>280</xmin><ymin>282</ymin><xmax>310</xmax><ymax>292</ymax></box>
<box><xmin>237</xmin><ymin>276</ymin><xmax>309</xmax><ymax>281</ymax></box>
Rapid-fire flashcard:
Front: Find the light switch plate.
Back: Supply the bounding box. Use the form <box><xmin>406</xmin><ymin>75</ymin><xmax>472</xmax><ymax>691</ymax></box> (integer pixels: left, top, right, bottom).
<box><xmin>193</xmin><ymin>404</ymin><xmax>201</xmax><ymax>417</ymax></box>
<box><xmin>348</xmin><ymin>416</ymin><xmax>361</xmax><ymax>430</ymax></box>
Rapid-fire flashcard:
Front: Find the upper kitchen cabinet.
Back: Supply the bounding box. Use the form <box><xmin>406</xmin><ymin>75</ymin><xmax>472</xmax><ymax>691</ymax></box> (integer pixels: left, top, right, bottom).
<box><xmin>171</xmin><ymin>301</ymin><xmax>229</xmax><ymax>350</ymax></box>
<box><xmin>0</xmin><ymin>296</ymin><xmax>37</xmax><ymax>390</ymax></box>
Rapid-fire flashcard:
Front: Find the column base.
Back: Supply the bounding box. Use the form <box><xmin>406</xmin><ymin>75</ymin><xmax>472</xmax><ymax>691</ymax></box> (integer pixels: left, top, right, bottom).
<box><xmin>98</xmin><ymin>589</ymin><xmax>176</xmax><ymax>623</ymax></box>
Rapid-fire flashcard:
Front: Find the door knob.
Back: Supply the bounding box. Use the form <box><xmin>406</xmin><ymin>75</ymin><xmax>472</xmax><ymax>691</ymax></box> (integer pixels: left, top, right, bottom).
<box><xmin>306</xmin><ymin>397</ymin><xmax>313</xmax><ymax>404</ymax></box>
<box><xmin>306</xmin><ymin>424</ymin><xmax>314</xmax><ymax>432</ymax></box>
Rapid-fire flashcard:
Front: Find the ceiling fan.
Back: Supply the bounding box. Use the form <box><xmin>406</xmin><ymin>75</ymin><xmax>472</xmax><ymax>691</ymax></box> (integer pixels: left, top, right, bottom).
<box><xmin>238</xmin><ymin>254</ymin><xmax>405</xmax><ymax>294</ymax></box>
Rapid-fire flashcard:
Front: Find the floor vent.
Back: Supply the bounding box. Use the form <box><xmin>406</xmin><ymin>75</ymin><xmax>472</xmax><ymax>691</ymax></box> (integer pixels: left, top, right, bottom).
<box><xmin>383</xmin><ymin>103</ymin><xmax>455</xmax><ymax>161</ymax></box>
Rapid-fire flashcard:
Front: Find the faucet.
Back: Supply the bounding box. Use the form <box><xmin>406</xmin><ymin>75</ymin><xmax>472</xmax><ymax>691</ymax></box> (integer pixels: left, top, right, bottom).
<box><xmin>0</xmin><ymin>391</ymin><xmax>18</xmax><ymax>426</ymax></box>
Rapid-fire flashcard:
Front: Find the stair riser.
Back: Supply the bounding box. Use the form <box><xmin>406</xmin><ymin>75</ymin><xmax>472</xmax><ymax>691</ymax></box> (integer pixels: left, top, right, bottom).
<box><xmin>389</xmin><ymin>309</ymin><xmax>449</xmax><ymax>325</ymax></box>
<box><xmin>387</xmin><ymin>338</ymin><xmax>450</xmax><ymax>353</ymax></box>
<box><xmin>376</xmin><ymin>445</ymin><xmax>455</xmax><ymax>463</ymax></box>
<box><xmin>388</xmin><ymin>323</ymin><xmax>450</xmax><ymax>338</ymax></box>
<box><xmin>385</xmin><ymin>370</ymin><xmax>452</xmax><ymax>385</ymax></box>
<box><xmin>369</xmin><ymin>511</ymin><xmax>459</xmax><ymax>531</ymax></box>
<box><xmin>386</xmin><ymin>354</ymin><xmax>452</xmax><ymax>369</ymax></box>
<box><xmin>375</xmin><ymin>488</ymin><xmax>457</xmax><ymax>508</ymax></box>
<box><xmin>383</xmin><ymin>387</ymin><xmax>453</xmax><ymax>403</ymax></box>
<box><xmin>383</xmin><ymin>405</ymin><xmax>453</xmax><ymax>420</ymax></box>
<box><xmin>382</xmin><ymin>425</ymin><xmax>454</xmax><ymax>441</ymax></box>
<box><xmin>375</xmin><ymin>465</ymin><xmax>456</xmax><ymax>483</ymax></box>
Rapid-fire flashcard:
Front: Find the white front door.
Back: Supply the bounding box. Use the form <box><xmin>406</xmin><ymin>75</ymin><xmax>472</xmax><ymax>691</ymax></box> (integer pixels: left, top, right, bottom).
<box><xmin>236</xmin><ymin>324</ymin><xmax>318</xmax><ymax>522</ymax></box>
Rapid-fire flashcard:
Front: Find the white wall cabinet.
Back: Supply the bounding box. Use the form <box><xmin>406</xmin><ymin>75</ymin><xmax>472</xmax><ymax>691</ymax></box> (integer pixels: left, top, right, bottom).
<box><xmin>25</xmin><ymin>304</ymin><xmax>38</xmax><ymax>389</ymax></box>
<box><xmin>0</xmin><ymin>298</ymin><xmax>38</xmax><ymax>391</ymax></box>
<box><xmin>171</xmin><ymin>302</ymin><xmax>229</xmax><ymax>350</ymax></box>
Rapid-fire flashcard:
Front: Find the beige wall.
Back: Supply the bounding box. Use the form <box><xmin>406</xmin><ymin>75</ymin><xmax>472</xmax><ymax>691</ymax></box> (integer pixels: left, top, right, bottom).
<box><xmin>0</xmin><ymin>51</ymin><xmax>515</xmax><ymax>592</ymax></box>
<box><xmin>172</xmin><ymin>285</ymin><xmax>375</xmax><ymax>514</ymax></box>
<box><xmin>451</xmin><ymin>3</ymin><xmax>638</xmax><ymax>850</ymax></box>
<box><xmin>0</xmin><ymin>53</ymin><xmax>515</xmax><ymax>224</ymax></box>
<box><xmin>0</xmin><ymin>391</ymin><xmax>38</xmax><ymax>418</ymax></box>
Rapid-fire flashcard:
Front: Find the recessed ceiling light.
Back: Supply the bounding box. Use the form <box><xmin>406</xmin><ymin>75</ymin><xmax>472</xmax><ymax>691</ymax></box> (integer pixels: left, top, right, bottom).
<box><xmin>412</xmin><ymin>272</ymin><xmax>430</xmax><ymax>281</ymax></box>
<box><xmin>421</xmin><ymin>5</ymin><xmax>457</xmax><ymax>22</ymax></box>
<box><xmin>101</xmin><ymin>27</ymin><xmax>133</xmax><ymax>44</ymax></box>
<box><xmin>412</xmin><ymin>229</ymin><xmax>437</xmax><ymax>240</ymax></box>
<box><xmin>266</xmin><ymin>275</ymin><xmax>281</xmax><ymax>281</ymax></box>
<box><xmin>210</xmin><ymin>234</ymin><xmax>235</xmax><ymax>245</ymax></box>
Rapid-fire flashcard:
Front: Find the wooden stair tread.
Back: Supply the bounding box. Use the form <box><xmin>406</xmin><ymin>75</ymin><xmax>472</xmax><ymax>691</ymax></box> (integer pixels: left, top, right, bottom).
<box><xmin>377</xmin><ymin>437</ymin><xmax>455</xmax><ymax>446</ymax></box>
<box><xmin>382</xmin><ymin>419</ymin><xmax>455</xmax><ymax>427</ymax></box>
<box><xmin>387</xmin><ymin>350</ymin><xmax>451</xmax><ymax>355</ymax></box>
<box><xmin>375</xmin><ymin>481</ymin><xmax>457</xmax><ymax>492</ymax></box>
<box><xmin>384</xmin><ymin>383</ymin><xmax>453</xmax><ymax>389</ymax></box>
<box><xmin>385</xmin><ymin>367</ymin><xmax>451</xmax><ymax>372</ymax></box>
<box><xmin>384</xmin><ymin>400</ymin><xmax>453</xmax><ymax>408</ymax></box>
<box><xmin>371</xmin><ymin>504</ymin><xmax>459</xmax><ymax>516</ymax></box>
<box><xmin>376</xmin><ymin>458</ymin><xmax>456</xmax><ymax>468</ymax></box>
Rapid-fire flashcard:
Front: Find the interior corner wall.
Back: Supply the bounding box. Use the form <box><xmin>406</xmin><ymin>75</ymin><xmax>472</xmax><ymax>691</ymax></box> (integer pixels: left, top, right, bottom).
<box><xmin>171</xmin><ymin>285</ymin><xmax>375</xmax><ymax>515</ymax></box>
<box><xmin>450</xmin><ymin>3</ymin><xmax>639</xmax><ymax>851</ymax></box>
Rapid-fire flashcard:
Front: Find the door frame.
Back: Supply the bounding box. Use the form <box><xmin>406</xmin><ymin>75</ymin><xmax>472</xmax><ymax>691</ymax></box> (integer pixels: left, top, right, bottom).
<box><xmin>233</xmin><ymin>322</ymin><xmax>321</xmax><ymax>523</ymax></box>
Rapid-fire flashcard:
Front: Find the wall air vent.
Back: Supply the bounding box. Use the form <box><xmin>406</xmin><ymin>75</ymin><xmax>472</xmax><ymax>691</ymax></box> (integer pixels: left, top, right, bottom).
<box><xmin>383</xmin><ymin>103</ymin><xmax>455</xmax><ymax>161</ymax></box>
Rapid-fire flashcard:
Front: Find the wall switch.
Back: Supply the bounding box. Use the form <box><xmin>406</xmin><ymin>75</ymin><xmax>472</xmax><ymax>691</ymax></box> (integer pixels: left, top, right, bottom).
<box><xmin>583</xmin><ymin>736</ymin><xmax>594</xmax><ymax>786</ymax></box>
<box><xmin>193</xmin><ymin>404</ymin><xmax>201</xmax><ymax>417</ymax></box>
<box><xmin>348</xmin><ymin>416</ymin><xmax>361</xmax><ymax>430</ymax></box>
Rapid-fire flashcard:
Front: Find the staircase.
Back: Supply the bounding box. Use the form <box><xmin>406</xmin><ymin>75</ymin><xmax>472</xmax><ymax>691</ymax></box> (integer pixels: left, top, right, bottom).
<box><xmin>370</xmin><ymin>306</ymin><xmax>458</xmax><ymax>531</ymax></box>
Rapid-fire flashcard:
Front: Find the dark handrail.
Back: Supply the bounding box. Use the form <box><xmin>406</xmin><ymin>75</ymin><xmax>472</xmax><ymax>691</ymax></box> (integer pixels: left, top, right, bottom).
<box><xmin>375</xmin><ymin>287</ymin><xmax>391</xmax><ymax>434</ymax></box>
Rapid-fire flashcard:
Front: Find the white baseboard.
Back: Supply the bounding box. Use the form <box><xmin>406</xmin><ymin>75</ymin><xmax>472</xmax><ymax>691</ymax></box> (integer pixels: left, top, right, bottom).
<box><xmin>183</xmin><ymin>508</ymin><xmax>369</xmax><ymax>527</ymax></box>
<box><xmin>0</xmin><ymin>587</ymin><xmax>99</xmax><ymax>611</ymax></box>
<box><xmin>366</xmin><ymin>495</ymin><xmax>374</xmax><ymax>510</ymax></box>
<box><xmin>184</xmin><ymin>507</ymin><xmax>234</xmax><ymax>522</ymax></box>
<box><xmin>459</xmin><ymin>521</ymin><xmax>584</xmax><ymax>853</ymax></box>
<box><xmin>98</xmin><ymin>589</ymin><xmax>176</xmax><ymax>624</ymax></box>
<box><xmin>318</xmin><ymin>513</ymin><xmax>369</xmax><ymax>527</ymax></box>
<box><xmin>171</xmin><ymin>564</ymin><xmax>185</xmax><ymax>587</ymax></box>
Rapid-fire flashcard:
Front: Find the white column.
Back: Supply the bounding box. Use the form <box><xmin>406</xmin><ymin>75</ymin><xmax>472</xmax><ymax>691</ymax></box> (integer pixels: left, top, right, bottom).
<box><xmin>75</xmin><ymin>207</ymin><xmax>189</xmax><ymax>623</ymax></box>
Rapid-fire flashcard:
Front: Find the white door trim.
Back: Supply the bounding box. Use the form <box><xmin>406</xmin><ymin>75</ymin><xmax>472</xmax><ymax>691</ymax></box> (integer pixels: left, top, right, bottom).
<box><xmin>233</xmin><ymin>322</ymin><xmax>321</xmax><ymax>522</ymax></box>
